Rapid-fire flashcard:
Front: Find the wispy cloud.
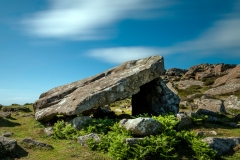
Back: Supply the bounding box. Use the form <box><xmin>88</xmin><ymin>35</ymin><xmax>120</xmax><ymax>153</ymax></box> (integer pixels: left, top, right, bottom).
<box><xmin>88</xmin><ymin>47</ymin><xmax>170</xmax><ymax>63</ymax></box>
<box><xmin>23</xmin><ymin>0</ymin><xmax>173</xmax><ymax>40</ymax></box>
<box><xmin>88</xmin><ymin>3</ymin><xmax>240</xmax><ymax>63</ymax></box>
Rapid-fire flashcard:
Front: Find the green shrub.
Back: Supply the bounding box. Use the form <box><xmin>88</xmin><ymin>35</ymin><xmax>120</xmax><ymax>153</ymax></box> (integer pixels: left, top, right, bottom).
<box><xmin>53</xmin><ymin>115</ymin><xmax>217</xmax><ymax>160</ymax></box>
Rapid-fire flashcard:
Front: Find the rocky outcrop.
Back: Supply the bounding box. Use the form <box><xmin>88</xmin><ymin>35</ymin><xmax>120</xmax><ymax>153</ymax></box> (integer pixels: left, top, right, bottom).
<box><xmin>119</xmin><ymin>117</ymin><xmax>161</xmax><ymax>136</ymax></box>
<box><xmin>182</xmin><ymin>63</ymin><xmax>236</xmax><ymax>80</ymax></box>
<box><xmin>33</xmin><ymin>56</ymin><xmax>165</xmax><ymax>122</ymax></box>
<box><xmin>202</xmin><ymin>137</ymin><xmax>240</xmax><ymax>156</ymax></box>
<box><xmin>21</xmin><ymin>137</ymin><xmax>53</xmax><ymax>149</ymax></box>
<box><xmin>213</xmin><ymin>65</ymin><xmax>240</xmax><ymax>87</ymax></box>
<box><xmin>132</xmin><ymin>78</ymin><xmax>179</xmax><ymax>116</ymax></box>
<box><xmin>224</xmin><ymin>95</ymin><xmax>240</xmax><ymax>110</ymax></box>
<box><xmin>77</xmin><ymin>133</ymin><xmax>100</xmax><ymax>146</ymax></box>
<box><xmin>165</xmin><ymin>68</ymin><xmax>187</xmax><ymax>76</ymax></box>
<box><xmin>176</xmin><ymin>80</ymin><xmax>203</xmax><ymax>89</ymax></box>
<box><xmin>71</xmin><ymin>116</ymin><xmax>92</xmax><ymax>130</ymax></box>
<box><xmin>204</xmin><ymin>81</ymin><xmax>240</xmax><ymax>96</ymax></box>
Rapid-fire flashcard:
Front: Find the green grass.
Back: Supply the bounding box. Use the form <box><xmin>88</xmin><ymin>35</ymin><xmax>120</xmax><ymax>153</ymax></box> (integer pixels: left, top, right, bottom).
<box><xmin>0</xmin><ymin>105</ymin><xmax>113</xmax><ymax>160</ymax></box>
<box><xmin>1</xmin><ymin>103</ymin><xmax>240</xmax><ymax>159</ymax></box>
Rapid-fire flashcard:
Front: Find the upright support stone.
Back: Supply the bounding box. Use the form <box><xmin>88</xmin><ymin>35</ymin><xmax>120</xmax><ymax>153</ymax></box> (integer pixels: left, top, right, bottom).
<box><xmin>132</xmin><ymin>78</ymin><xmax>180</xmax><ymax>116</ymax></box>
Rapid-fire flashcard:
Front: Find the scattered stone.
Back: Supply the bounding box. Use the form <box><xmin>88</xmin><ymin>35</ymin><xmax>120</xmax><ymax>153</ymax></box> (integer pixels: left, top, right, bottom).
<box><xmin>93</xmin><ymin>106</ymin><xmax>116</xmax><ymax>119</ymax></box>
<box><xmin>176</xmin><ymin>80</ymin><xmax>203</xmax><ymax>90</ymax></box>
<box><xmin>176</xmin><ymin>113</ymin><xmax>193</xmax><ymax>130</ymax></box>
<box><xmin>2</xmin><ymin>131</ymin><xmax>13</xmax><ymax>137</ymax></box>
<box><xmin>119</xmin><ymin>117</ymin><xmax>161</xmax><ymax>136</ymax></box>
<box><xmin>132</xmin><ymin>78</ymin><xmax>179</xmax><ymax>116</ymax></box>
<box><xmin>124</xmin><ymin>138</ymin><xmax>143</xmax><ymax>146</ymax></box>
<box><xmin>21</xmin><ymin>137</ymin><xmax>53</xmax><ymax>150</ymax></box>
<box><xmin>166</xmin><ymin>82</ymin><xmax>178</xmax><ymax>94</ymax></box>
<box><xmin>213</xmin><ymin>65</ymin><xmax>240</xmax><ymax>87</ymax></box>
<box><xmin>194</xmin><ymin>99</ymin><xmax>226</xmax><ymax>114</ymax></box>
<box><xmin>196</xmin><ymin>131</ymin><xmax>217</xmax><ymax>137</ymax></box>
<box><xmin>224</xmin><ymin>95</ymin><xmax>240</xmax><ymax>110</ymax></box>
<box><xmin>180</xmin><ymin>101</ymin><xmax>190</xmax><ymax>108</ymax></box>
<box><xmin>0</xmin><ymin>112</ymin><xmax>11</xmax><ymax>118</ymax></box>
<box><xmin>71</xmin><ymin>116</ymin><xmax>92</xmax><ymax>130</ymax></box>
<box><xmin>33</xmin><ymin>56</ymin><xmax>165</xmax><ymax>122</ymax></box>
<box><xmin>77</xmin><ymin>133</ymin><xmax>100</xmax><ymax>146</ymax></box>
<box><xmin>202</xmin><ymin>137</ymin><xmax>240</xmax><ymax>156</ymax></box>
<box><xmin>44</xmin><ymin>127</ymin><xmax>53</xmax><ymax>136</ymax></box>
<box><xmin>0</xmin><ymin>136</ymin><xmax>17</xmax><ymax>154</ymax></box>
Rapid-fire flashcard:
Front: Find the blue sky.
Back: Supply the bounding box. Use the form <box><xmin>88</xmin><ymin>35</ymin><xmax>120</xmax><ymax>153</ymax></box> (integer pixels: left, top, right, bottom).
<box><xmin>1</xmin><ymin>0</ymin><xmax>240</xmax><ymax>105</ymax></box>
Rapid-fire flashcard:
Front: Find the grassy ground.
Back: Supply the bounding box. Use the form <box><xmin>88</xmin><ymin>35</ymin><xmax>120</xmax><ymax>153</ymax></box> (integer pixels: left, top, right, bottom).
<box><xmin>1</xmin><ymin>96</ymin><xmax>240</xmax><ymax>159</ymax></box>
<box><xmin>0</xmin><ymin>105</ymin><xmax>113</xmax><ymax>160</ymax></box>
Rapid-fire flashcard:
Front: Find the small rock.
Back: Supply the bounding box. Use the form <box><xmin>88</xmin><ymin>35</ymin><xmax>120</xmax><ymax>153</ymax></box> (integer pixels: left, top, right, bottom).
<box><xmin>208</xmin><ymin>131</ymin><xmax>217</xmax><ymax>136</ymax></box>
<box><xmin>224</xmin><ymin>95</ymin><xmax>240</xmax><ymax>110</ymax></box>
<box><xmin>2</xmin><ymin>131</ymin><xmax>13</xmax><ymax>137</ymax></box>
<box><xmin>125</xmin><ymin>138</ymin><xmax>143</xmax><ymax>146</ymax></box>
<box><xmin>72</xmin><ymin>116</ymin><xmax>92</xmax><ymax>130</ymax></box>
<box><xmin>21</xmin><ymin>137</ymin><xmax>53</xmax><ymax>149</ymax></box>
<box><xmin>0</xmin><ymin>136</ymin><xmax>17</xmax><ymax>154</ymax></box>
<box><xmin>119</xmin><ymin>117</ymin><xmax>161</xmax><ymax>136</ymax></box>
<box><xmin>44</xmin><ymin>127</ymin><xmax>53</xmax><ymax>136</ymax></box>
<box><xmin>176</xmin><ymin>113</ymin><xmax>193</xmax><ymax>130</ymax></box>
<box><xmin>202</xmin><ymin>137</ymin><xmax>240</xmax><ymax>156</ymax></box>
<box><xmin>77</xmin><ymin>133</ymin><xmax>100</xmax><ymax>146</ymax></box>
<box><xmin>93</xmin><ymin>107</ymin><xmax>116</xmax><ymax>119</ymax></box>
<box><xmin>0</xmin><ymin>112</ymin><xmax>11</xmax><ymax>118</ymax></box>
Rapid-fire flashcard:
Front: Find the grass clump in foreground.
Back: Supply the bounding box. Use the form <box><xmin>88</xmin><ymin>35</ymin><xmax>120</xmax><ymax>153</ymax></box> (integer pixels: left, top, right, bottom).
<box><xmin>53</xmin><ymin>114</ymin><xmax>217</xmax><ymax>160</ymax></box>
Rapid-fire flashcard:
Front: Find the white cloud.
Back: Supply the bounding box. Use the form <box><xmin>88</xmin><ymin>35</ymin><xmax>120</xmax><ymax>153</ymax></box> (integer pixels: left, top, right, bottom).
<box><xmin>23</xmin><ymin>0</ymin><xmax>173</xmax><ymax>40</ymax></box>
<box><xmin>88</xmin><ymin>47</ymin><xmax>170</xmax><ymax>63</ymax></box>
<box><xmin>88</xmin><ymin>5</ymin><xmax>240</xmax><ymax>63</ymax></box>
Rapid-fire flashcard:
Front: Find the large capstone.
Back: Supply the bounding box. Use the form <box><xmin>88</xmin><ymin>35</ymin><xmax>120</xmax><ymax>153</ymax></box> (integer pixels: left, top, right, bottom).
<box><xmin>33</xmin><ymin>56</ymin><xmax>178</xmax><ymax>122</ymax></box>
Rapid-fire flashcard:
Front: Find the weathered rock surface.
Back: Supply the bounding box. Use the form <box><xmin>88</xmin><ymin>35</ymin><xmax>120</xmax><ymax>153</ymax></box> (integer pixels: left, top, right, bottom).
<box><xmin>224</xmin><ymin>95</ymin><xmax>240</xmax><ymax>110</ymax></box>
<box><xmin>0</xmin><ymin>111</ymin><xmax>11</xmax><ymax>118</ymax></box>
<box><xmin>132</xmin><ymin>78</ymin><xmax>179</xmax><ymax>116</ymax></box>
<box><xmin>0</xmin><ymin>136</ymin><xmax>17</xmax><ymax>154</ymax></box>
<box><xmin>204</xmin><ymin>82</ymin><xmax>240</xmax><ymax>96</ymax></box>
<box><xmin>72</xmin><ymin>116</ymin><xmax>92</xmax><ymax>130</ymax></box>
<box><xmin>44</xmin><ymin>127</ymin><xmax>53</xmax><ymax>136</ymax></box>
<box><xmin>176</xmin><ymin>80</ymin><xmax>203</xmax><ymax>89</ymax></box>
<box><xmin>33</xmin><ymin>56</ymin><xmax>165</xmax><ymax>121</ymax></box>
<box><xmin>77</xmin><ymin>133</ymin><xmax>100</xmax><ymax>146</ymax></box>
<box><xmin>202</xmin><ymin>137</ymin><xmax>240</xmax><ymax>156</ymax></box>
<box><xmin>182</xmin><ymin>63</ymin><xmax>236</xmax><ymax>80</ymax></box>
<box><xmin>2</xmin><ymin>131</ymin><xmax>13</xmax><ymax>137</ymax></box>
<box><xmin>176</xmin><ymin>113</ymin><xmax>193</xmax><ymax>130</ymax></box>
<box><xmin>194</xmin><ymin>99</ymin><xmax>226</xmax><ymax>114</ymax></box>
<box><xmin>165</xmin><ymin>68</ymin><xmax>187</xmax><ymax>76</ymax></box>
<box><xmin>21</xmin><ymin>137</ymin><xmax>53</xmax><ymax>149</ymax></box>
<box><xmin>119</xmin><ymin>117</ymin><xmax>161</xmax><ymax>136</ymax></box>
<box><xmin>166</xmin><ymin>82</ymin><xmax>178</xmax><ymax>94</ymax></box>
<box><xmin>213</xmin><ymin>65</ymin><xmax>240</xmax><ymax>87</ymax></box>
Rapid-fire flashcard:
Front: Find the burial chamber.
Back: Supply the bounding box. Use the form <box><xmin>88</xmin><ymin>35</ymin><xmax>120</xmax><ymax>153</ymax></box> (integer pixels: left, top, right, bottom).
<box><xmin>33</xmin><ymin>55</ymin><xmax>179</xmax><ymax>122</ymax></box>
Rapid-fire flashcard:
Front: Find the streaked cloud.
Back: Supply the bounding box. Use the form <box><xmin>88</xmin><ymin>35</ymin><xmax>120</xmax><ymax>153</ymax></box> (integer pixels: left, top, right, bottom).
<box><xmin>88</xmin><ymin>47</ymin><xmax>170</xmax><ymax>63</ymax></box>
<box><xmin>23</xmin><ymin>0</ymin><xmax>173</xmax><ymax>40</ymax></box>
<box><xmin>88</xmin><ymin>4</ymin><xmax>240</xmax><ymax>63</ymax></box>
